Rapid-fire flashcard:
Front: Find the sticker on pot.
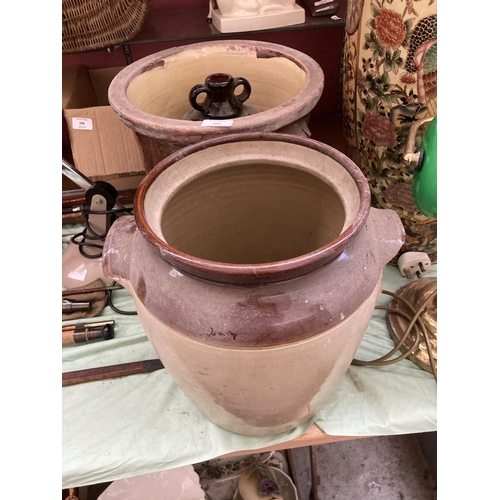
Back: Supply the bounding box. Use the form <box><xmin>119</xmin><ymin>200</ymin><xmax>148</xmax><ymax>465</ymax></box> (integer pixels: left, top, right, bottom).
<box><xmin>201</xmin><ymin>120</ymin><xmax>234</xmax><ymax>127</ymax></box>
<box><xmin>72</xmin><ymin>117</ymin><xmax>93</xmax><ymax>131</ymax></box>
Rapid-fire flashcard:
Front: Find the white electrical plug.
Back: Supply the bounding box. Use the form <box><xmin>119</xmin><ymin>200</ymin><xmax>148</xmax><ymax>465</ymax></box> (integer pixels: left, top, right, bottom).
<box><xmin>397</xmin><ymin>252</ymin><xmax>431</xmax><ymax>279</ymax></box>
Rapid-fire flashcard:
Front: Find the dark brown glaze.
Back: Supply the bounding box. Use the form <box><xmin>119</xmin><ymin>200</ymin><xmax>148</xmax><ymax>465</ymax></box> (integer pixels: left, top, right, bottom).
<box><xmin>103</xmin><ymin>206</ymin><xmax>403</xmax><ymax>348</ymax></box>
<box><xmin>103</xmin><ymin>133</ymin><xmax>405</xmax><ymax>348</ymax></box>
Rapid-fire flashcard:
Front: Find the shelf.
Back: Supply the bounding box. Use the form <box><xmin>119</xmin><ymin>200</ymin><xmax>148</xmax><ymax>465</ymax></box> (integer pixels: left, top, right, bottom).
<box><xmin>125</xmin><ymin>2</ymin><xmax>345</xmax><ymax>46</ymax></box>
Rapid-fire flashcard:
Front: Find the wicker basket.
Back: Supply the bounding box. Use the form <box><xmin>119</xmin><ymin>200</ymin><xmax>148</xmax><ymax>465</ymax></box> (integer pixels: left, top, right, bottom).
<box><xmin>62</xmin><ymin>0</ymin><xmax>152</xmax><ymax>54</ymax></box>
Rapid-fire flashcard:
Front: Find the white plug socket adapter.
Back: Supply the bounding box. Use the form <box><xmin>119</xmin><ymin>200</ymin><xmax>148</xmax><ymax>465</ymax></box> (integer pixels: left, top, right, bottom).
<box><xmin>397</xmin><ymin>252</ymin><xmax>431</xmax><ymax>279</ymax></box>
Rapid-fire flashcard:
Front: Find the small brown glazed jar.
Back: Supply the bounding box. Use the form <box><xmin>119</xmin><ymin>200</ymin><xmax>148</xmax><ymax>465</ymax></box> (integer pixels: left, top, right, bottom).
<box><xmin>103</xmin><ymin>132</ymin><xmax>405</xmax><ymax>436</ymax></box>
<box><xmin>188</xmin><ymin>73</ymin><xmax>251</xmax><ymax>119</ymax></box>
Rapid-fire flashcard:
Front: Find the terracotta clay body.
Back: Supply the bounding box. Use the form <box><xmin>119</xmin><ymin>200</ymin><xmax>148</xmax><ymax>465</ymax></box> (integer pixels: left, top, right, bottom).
<box><xmin>107</xmin><ymin>40</ymin><xmax>324</xmax><ymax>172</ymax></box>
<box><xmin>103</xmin><ymin>133</ymin><xmax>405</xmax><ymax>436</ymax></box>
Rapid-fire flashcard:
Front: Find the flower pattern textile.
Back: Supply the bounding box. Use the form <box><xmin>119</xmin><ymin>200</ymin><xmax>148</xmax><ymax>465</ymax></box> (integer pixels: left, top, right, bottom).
<box><xmin>342</xmin><ymin>0</ymin><xmax>437</xmax><ymax>262</ymax></box>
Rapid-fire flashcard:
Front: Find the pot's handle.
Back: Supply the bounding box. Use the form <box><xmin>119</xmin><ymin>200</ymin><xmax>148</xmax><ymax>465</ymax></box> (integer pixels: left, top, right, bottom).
<box><xmin>102</xmin><ymin>215</ymin><xmax>138</xmax><ymax>284</ymax></box>
<box><xmin>233</xmin><ymin>77</ymin><xmax>251</xmax><ymax>104</ymax></box>
<box><xmin>368</xmin><ymin>207</ymin><xmax>405</xmax><ymax>267</ymax></box>
<box><xmin>188</xmin><ymin>84</ymin><xmax>209</xmax><ymax>114</ymax></box>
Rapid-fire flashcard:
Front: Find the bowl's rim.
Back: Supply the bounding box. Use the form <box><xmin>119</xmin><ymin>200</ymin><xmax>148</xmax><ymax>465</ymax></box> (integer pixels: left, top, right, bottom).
<box><xmin>134</xmin><ymin>132</ymin><xmax>371</xmax><ymax>285</ymax></box>
<box><xmin>107</xmin><ymin>39</ymin><xmax>325</xmax><ymax>140</ymax></box>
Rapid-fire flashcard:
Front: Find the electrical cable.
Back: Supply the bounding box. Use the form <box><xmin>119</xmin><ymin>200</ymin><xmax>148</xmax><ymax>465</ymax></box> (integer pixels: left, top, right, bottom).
<box><xmin>67</xmin><ymin>194</ymin><xmax>137</xmax><ymax>315</ymax></box>
<box><xmin>70</xmin><ymin>207</ymin><xmax>132</xmax><ymax>259</ymax></box>
<box><xmin>352</xmin><ymin>288</ymin><xmax>437</xmax><ymax>382</ymax></box>
<box><xmin>107</xmin><ymin>281</ymin><xmax>138</xmax><ymax>316</ymax></box>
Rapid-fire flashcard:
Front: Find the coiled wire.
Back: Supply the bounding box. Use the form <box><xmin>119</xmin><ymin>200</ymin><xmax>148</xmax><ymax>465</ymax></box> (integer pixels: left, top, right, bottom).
<box><xmin>352</xmin><ymin>288</ymin><xmax>438</xmax><ymax>381</ymax></box>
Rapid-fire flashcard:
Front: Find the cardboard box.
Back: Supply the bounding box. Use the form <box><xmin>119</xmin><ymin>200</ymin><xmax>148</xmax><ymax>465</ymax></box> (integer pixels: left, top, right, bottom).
<box><xmin>62</xmin><ymin>65</ymin><xmax>146</xmax><ymax>192</ymax></box>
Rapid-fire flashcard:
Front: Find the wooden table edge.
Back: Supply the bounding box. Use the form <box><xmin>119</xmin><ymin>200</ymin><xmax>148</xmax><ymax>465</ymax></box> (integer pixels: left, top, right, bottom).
<box><xmin>217</xmin><ymin>423</ymin><xmax>367</xmax><ymax>458</ymax></box>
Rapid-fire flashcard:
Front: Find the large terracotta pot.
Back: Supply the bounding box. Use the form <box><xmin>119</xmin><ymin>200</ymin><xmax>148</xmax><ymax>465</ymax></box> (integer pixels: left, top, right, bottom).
<box><xmin>108</xmin><ymin>40</ymin><xmax>324</xmax><ymax>173</ymax></box>
<box><xmin>102</xmin><ymin>133</ymin><xmax>404</xmax><ymax>436</ymax></box>
<box><xmin>342</xmin><ymin>0</ymin><xmax>437</xmax><ymax>261</ymax></box>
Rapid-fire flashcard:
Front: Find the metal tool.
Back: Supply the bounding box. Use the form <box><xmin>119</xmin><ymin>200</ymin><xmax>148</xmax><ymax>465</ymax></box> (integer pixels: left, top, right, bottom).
<box><xmin>62</xmin><ymin>320</ymin><xmax>115</xmax><ymax>345</ymax></box>
<box><xmin>63</xmin><ymin>158</ymin><xmax>127</xmax><ymax>212</ymax></box>
<box><xmin>62</xmin><ymin>284</ymin><xmax>123</xmax><ymax>297</ymax></box>
<box><xmin>62</xmin><ymin>299</ymin><xmax>91</xmax><ymax>312</ymax></box>
<box><xmin>62</xmin><ymin>159</ymin><xmax>129</xmax><ymax>288</ymax></box>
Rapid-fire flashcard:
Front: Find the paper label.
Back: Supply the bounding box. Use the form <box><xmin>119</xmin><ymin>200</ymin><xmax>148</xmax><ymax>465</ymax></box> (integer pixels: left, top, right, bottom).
<box><xmin>72</xmin><ymin>117</ymin><xmax>93</xmax><ymax>130</ymax></box>
<box><xmin>201</xmin><ymin>120</ymin><xmax>234</xmax><ymax>127</ymax></box>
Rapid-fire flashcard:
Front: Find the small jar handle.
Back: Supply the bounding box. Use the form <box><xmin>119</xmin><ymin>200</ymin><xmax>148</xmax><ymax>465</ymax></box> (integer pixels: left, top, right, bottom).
<box><xmin>233</xmin><ymin>77</ymin><xmax>251</xmax><ymax>104</ymax></box>
<box><xmin>189</xmin><ymin>84</ymin><xmax>209</xmax><ymax>113</ymax></box>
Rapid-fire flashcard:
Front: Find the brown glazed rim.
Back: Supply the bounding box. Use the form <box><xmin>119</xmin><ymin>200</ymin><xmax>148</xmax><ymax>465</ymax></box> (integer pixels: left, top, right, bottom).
<box><xmin>134</xmin><ymin>132</ymin><xmax>371</xmax><ymax>285</ymax></box>
<box><xmin>107</xmin><ymin>40</ymin><xmax>324</xmax><ymax>141</ymax></box>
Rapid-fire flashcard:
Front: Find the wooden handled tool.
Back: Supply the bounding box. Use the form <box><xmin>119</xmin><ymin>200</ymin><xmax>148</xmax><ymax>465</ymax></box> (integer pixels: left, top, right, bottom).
<box><xmin>62</xmin><ymin>359</ymin><xmax>164</xmax><ymax>387</ymax></box>
<box><xmin>62</xmin><ymin>320</ymin><xmax>114</xmax><ymax>345</ymax></box>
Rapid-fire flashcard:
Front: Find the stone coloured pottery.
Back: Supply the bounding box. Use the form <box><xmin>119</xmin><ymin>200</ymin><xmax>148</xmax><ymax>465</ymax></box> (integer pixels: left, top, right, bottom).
<box><xmin>102</xmin><ymin>132</ymin><xmax>405</xmax><ymax>436</ymax></box>
<box><xmin>107</xmin><ymin>40</ymin><xmax>324</xmax><ymax>172</ymax></box>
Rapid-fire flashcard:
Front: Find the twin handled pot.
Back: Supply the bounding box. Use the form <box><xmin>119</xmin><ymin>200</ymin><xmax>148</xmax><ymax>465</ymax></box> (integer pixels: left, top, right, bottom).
<box><xmin>188</xmin><ymin>73</ymin><xmax>251</xmax><ymax>119</ymax></box>
<box><xmin>102</xmin><ymin>133</ymin><xmax>405</xmax><ymax>436</ymax></box>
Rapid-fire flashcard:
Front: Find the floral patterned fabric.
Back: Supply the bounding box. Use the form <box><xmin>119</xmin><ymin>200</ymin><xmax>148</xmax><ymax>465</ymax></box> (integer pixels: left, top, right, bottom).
<box><xmin>342</xmin><ymin>0</ymin><xmax>437</xmax><ymax>261</ymax></box>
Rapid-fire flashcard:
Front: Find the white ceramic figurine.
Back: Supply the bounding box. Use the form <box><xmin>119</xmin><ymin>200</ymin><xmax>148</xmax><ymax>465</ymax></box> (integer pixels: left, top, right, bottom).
<box><xmin>209</xmin><ymin>0</ymin><xmax>296</xmax><ymax>18</ymax></box>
